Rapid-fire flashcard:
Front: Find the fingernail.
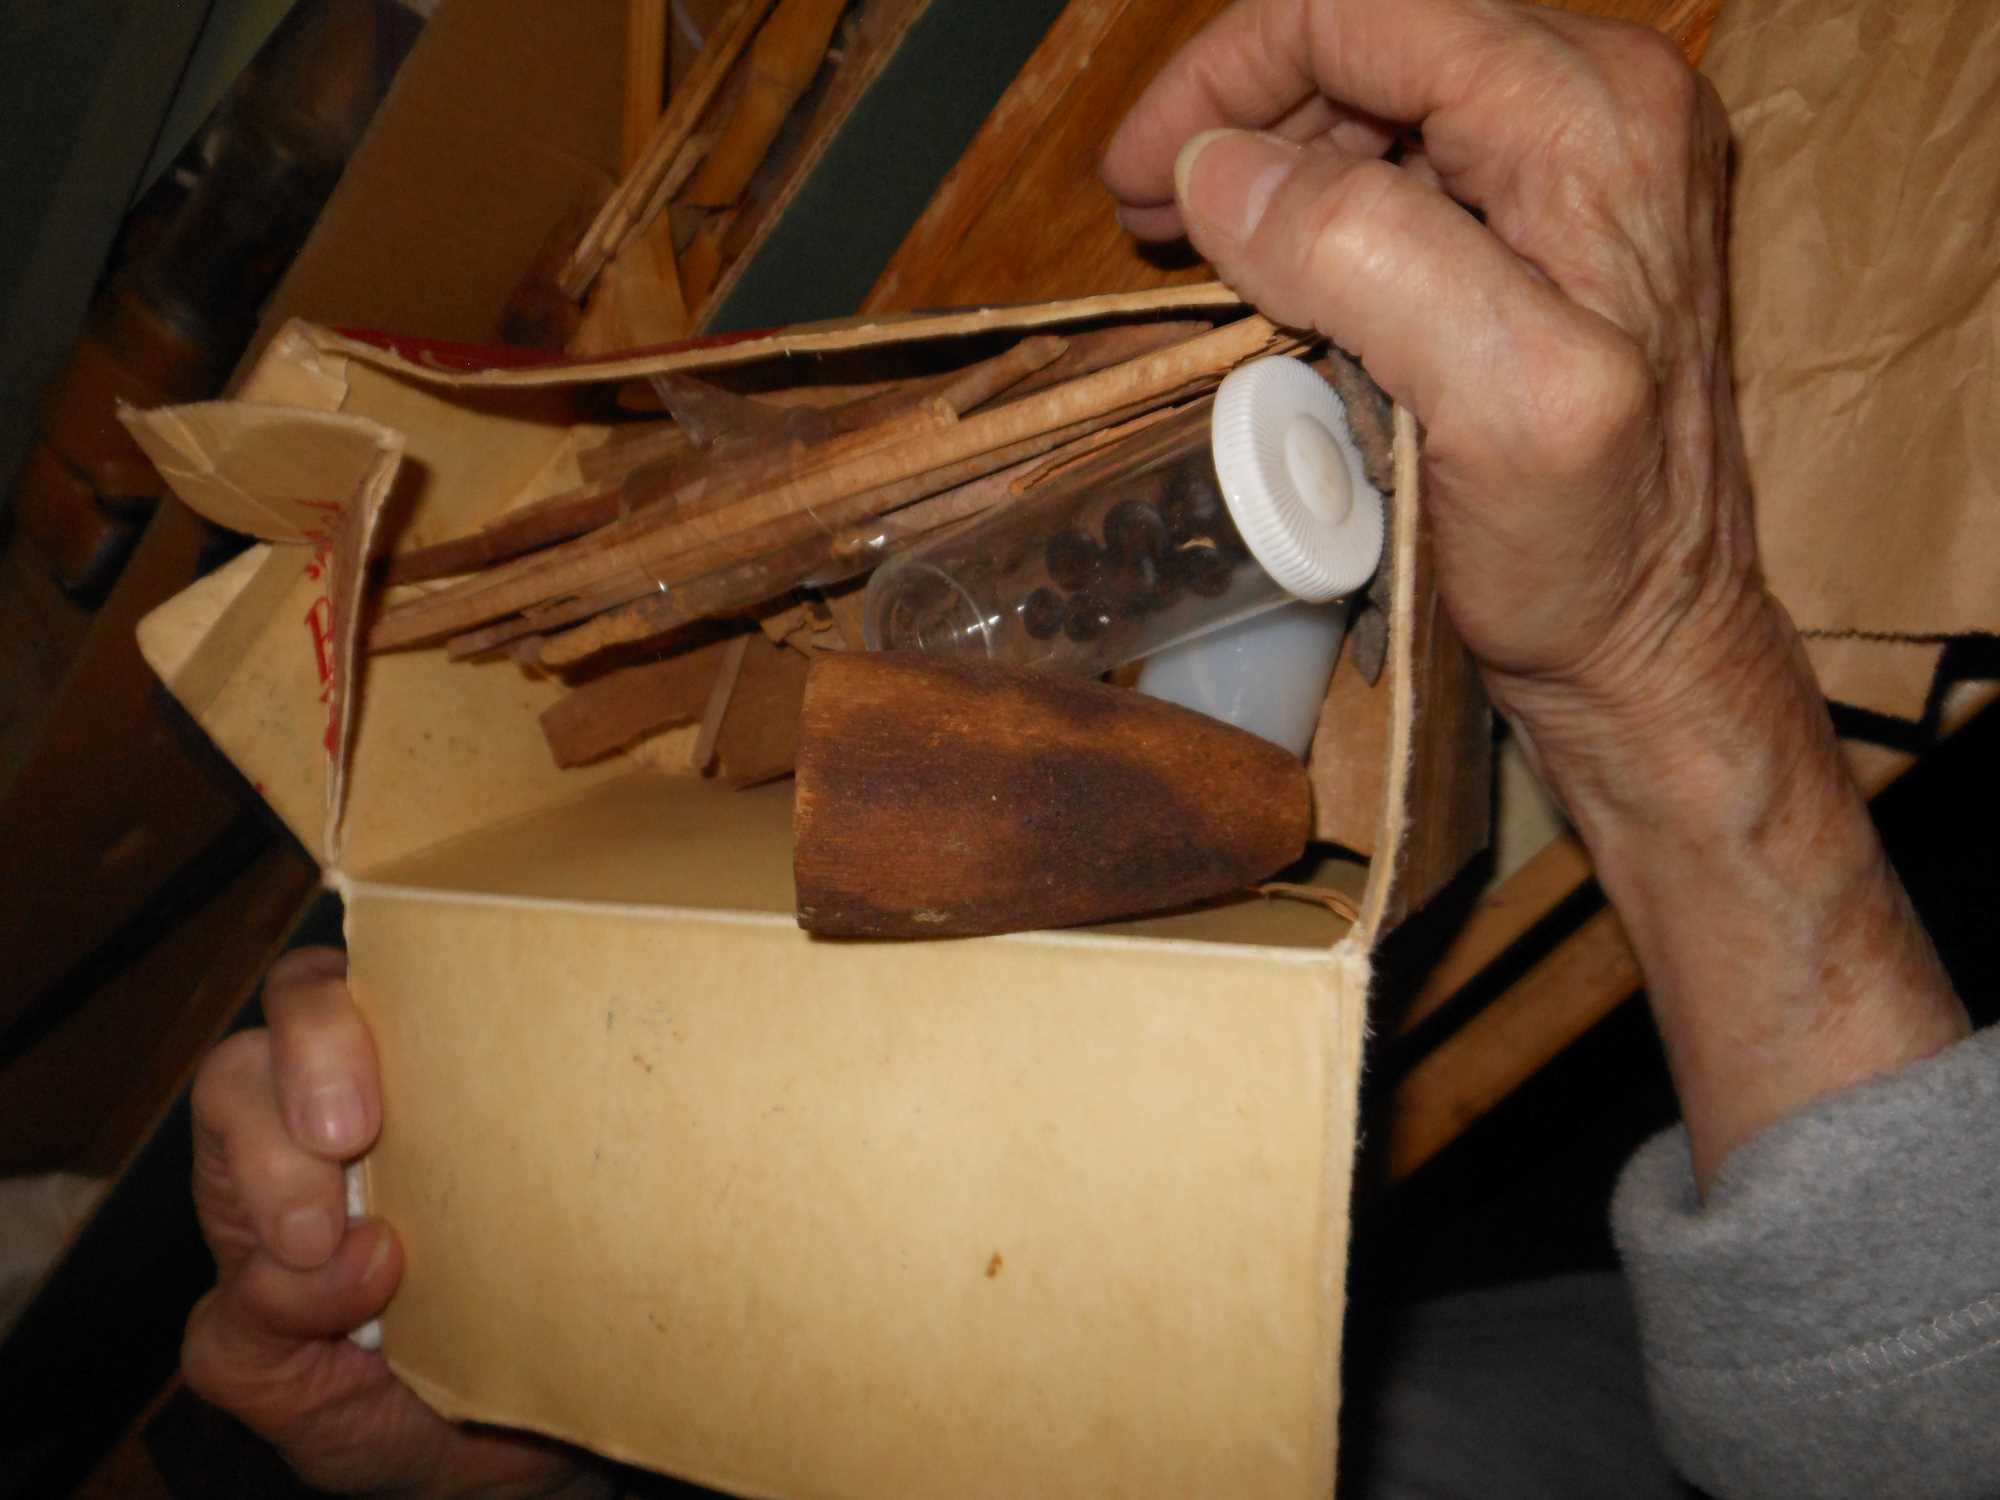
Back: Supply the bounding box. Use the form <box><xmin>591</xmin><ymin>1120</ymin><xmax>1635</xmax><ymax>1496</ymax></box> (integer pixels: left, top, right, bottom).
<box><xmin>1175</xmin><ymin>128</ymin><xmax>1299</xmax><ymax>242</ymax></box>
<box><xmin>300</xmin><ymin>1079</ymin><xmax>365</xmax><ymax>1155</ymax></box>
<box><xmin>278</xmin><ymin>1204</ymin><xmax>336</xmax><ymax>1267</ymax></box>
<box><xmin>361</xmin><ymin>1220</ymin><xmax>393</xmax><ymax>1281</ymax></box>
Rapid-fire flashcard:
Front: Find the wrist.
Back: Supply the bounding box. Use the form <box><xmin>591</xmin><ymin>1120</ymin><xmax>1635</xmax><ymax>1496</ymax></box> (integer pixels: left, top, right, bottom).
<box><xmin>1488</xmin><ymin>582</ymin><xmax>1821</xmax><ymax>851</ymax></box>
<box><xmin>1493</xmin><ymin>586</ymin><xmax>1968</xmax><ymax>1188</ymax></box>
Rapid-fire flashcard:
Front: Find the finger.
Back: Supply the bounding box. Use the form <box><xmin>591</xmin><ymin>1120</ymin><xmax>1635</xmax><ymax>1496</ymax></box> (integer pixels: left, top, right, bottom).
<box><xmin>1113</xmin><ymin>92</ymin><xmax>1396</xmax><ymax>242</ymax></box>
<box><xmin>264</xmin><ymin>946</ymin><xmax>382</xmax><ymax>1162</ymax></box>
<box><xmin>230</xmin><ymin>1217</ymin><xmax>403</xmax><ymax>1344</ymax></box>
<box><xmin>192</xmin><ymin>1030</ymin><xmax>350</xmax><ymax>1272</ymax></box>
<box><xmin>1104</xmin><ymin>43</ymin><xmax>1400</xmax><ymax>229</ymax></box>
<box><xmin>1104</xmin><ymin>0</ymin><xmax>1603</xmax><ymax>220</ymax></box>
<box><xmin>1171</xmin><ymin>127</ymin><xmax>1650</xmax><ymax>482</ymax></box>
<box><xmin>183</xmin><ymin>1218</ymin><xmax>402</xmax><ymax>1412</ymax></box>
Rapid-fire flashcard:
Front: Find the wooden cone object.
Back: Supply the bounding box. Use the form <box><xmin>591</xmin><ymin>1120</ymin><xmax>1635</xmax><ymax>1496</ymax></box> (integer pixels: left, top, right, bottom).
<box><xmin>793</xmin><ymin>653</ymin><xmax>1312</xmax><ymax>938</ymax></box>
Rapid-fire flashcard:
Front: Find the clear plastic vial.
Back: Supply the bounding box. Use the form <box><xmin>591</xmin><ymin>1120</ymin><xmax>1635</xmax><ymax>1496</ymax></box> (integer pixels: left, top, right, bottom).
<box><xmin>862</xmin><ymin>356</ymin><xmax>1385</xmax><ymax>744</ymax></box>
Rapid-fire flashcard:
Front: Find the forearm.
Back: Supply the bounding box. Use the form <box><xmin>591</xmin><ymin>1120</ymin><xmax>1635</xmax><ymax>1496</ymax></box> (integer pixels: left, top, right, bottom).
<box><xmin>1502</xmin><ymin>586</ymin><xmax>1970</xmax><ymax>1192</ymax></box>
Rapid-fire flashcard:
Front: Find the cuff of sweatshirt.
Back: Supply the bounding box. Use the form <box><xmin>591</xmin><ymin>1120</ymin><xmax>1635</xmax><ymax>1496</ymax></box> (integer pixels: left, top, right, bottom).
<box><xmin>1611</xmin><ymin>1025</ymin><xmax>2000</xmax><ymax>1500</ymax></box>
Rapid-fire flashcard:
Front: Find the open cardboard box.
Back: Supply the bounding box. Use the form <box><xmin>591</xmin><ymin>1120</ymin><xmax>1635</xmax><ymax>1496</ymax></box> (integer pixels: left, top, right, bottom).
<box><xmin>125</xmin><ymin>284</ymin><xmax>1487</xmax><ymax>1497</ymax></box>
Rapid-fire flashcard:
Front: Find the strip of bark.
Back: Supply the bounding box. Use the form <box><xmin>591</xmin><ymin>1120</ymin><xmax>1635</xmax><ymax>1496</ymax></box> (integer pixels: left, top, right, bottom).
<box><xmin>371</xmin><ymin>317</ymin><xmax>1287</xmax><ymax>649</ymax></box>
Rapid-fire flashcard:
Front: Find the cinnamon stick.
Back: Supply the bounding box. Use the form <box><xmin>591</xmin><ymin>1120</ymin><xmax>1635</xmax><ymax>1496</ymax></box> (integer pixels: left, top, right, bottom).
<box><xmin>371</xmin><ymin>316</ymin><xmax>1288</xmax><ymax>650</ymax></box>
<box><xmin>830</xmin><ymin>333</ymin><xmax>1066</xmax><ymax>428</ymax></box>
<box><xmin>373</xmin><ymin>398</ymin><xmax>953</xmax><ymax>648</ymax></box>
<box><xmin>515</xmin><ymin>401</ymin><xmax>1192</xmax><ymax>662</ymax></box>
<box><xmin>460</xmin><ymin>332</ymin><xmax>1075</xmax><ymax>550</ymax></box>
<box><xmin>650</xmin><ymin>371</ymin><xmax>811</xmax><ymax>446</ymax></box>
<box><xmin>1002</xmin><ymin>320</ymin><xmax>1215</xmax><ymax>400</ymax></box>
<box><xmin>538</xmin><ymin>633</ymin><xmax>729</xmax><ymax>768</ymax></box>
<box><xmin>531</xmin><ymin>404</ymin><xmax>1190</xmax><ymax>668</ymax></box>
<box><xmin>713</xmin><ymin>635</ymin><xmax>811</xmax><ymax>787</ymax></box>
<box><xmin>530</xmin><ymin>457</ymin><xmax>1029</xmax><ymax>668</ymax></box>
<box><xmin>679</xmin><ymin>0</ymin><xmax>848</xmax><ymax>210</ymax></box>
<box><xmin>381</xmin><ymin>478</ymin><xmax>637</xmax><ymax>586</ymax></box>
<box><xmin>621</xmin><ymin>0</ymin><xmax>669</xmax><ymax>176</ymax></box>
<box><xmin>576</xmin><ymin>421</ymin><xmax>693</xmax><ymax>484</ymax></box>
<box><xmin>561</xmin><ymin>0</ymin><xmax>778</xmax><ymax>298</ymax></box>
<box><xmin>437</xmin><ymin>381</ymin><xmax>1229</xmax><ymax>658</ymax></box>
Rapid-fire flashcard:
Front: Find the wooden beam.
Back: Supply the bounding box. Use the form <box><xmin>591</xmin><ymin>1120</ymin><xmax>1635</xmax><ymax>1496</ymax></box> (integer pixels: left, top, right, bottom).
<box><xmin>1396</xmin><ymin>834</ymin><xmax>1593</xmax><ymax>1037</ymax></box>
<box><xmin>622</xmin><ymin>0</ymin><xmax>670</xmax><ymax>175</ymax></box>
<box><xmin>1384</xmin><ymin>682</ymin><xmax>2000</xmax><ymax>1182</ymax></box>
<box><xmin>0</xmin><ymin>500</ymin><xmax>242</xmax><ymax>1040</ymax></box>
<box><xmin>1387</xmin><ymin>903</ymin><xmax>1641</xmax><ymax>1181</ymax></box>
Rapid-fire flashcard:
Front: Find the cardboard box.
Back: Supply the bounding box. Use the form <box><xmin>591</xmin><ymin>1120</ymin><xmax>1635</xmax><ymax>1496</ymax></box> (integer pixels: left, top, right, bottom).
<box><xmin>124</xmin><ymin>4</ymin><xmax>1489</xmax><ymax>1494</ymax></box>
<box><xmin>128</xmin><ymin>287</ymin><xmax>1486</xmax><ymax>1497</ymax></box>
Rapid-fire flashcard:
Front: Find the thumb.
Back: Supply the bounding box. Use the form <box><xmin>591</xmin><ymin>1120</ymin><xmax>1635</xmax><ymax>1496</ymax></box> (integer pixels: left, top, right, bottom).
<box><xmin>1171</xmin><ymin>126</ymin><xmax>1605</xmax><ymax>458</ymax></box>
<box><xmin>1174</xmin><ymin>128</ymin><xmax>1299</xmax><ymax>251</ymax></box>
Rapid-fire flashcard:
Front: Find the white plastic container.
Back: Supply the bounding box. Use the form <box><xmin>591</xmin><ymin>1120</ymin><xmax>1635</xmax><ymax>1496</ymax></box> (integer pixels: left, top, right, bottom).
<box><xmin>1136</xmin><ymin>601</ymin><xmax>1346</xmax><ymax>757</ymax></box>
<box><xmin>862</xmin><ymin>356</ymin><xmax>1384</xmax><ymax>749</ymax></box>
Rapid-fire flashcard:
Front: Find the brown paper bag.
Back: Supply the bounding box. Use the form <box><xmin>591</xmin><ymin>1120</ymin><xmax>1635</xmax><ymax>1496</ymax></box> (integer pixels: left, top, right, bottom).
<box><xmin>1707</xmin><ymin>0</ymin><xmax>2000</xmax><ymax>717</ymax></box>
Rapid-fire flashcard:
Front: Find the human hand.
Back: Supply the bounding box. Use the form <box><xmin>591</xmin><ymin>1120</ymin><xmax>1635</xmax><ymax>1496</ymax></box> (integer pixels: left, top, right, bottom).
<box><xmin>1104</xmin><ymin>1</ymin><xmax>1968</xmax><ymax>1188</ymax></box>
<box><xmin>184</xmin><ymin>946</ymin><xmax>609</xmax><ymax>1499</ymax></box>
<box><xmin>1102</xmin><ymin>0</ymin><xmax>1771</xmax><ymax>805</ymax></box>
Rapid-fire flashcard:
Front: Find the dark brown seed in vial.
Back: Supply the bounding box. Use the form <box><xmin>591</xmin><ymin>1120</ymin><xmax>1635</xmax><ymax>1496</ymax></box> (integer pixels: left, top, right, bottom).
<box><xmin>1045</xmin><ymin>529</ymin><xmax>1103</xmax><ymax>592</ymax></box>
<box><xmin>1144</xmin><ymin>566</ymin><xmax>1186</xmax><ymax>613</ymax></box>
<box><xmin>1063</xmin><ymin>590</ymin><xmax>1114</xmax><ymax>641</ymax></box>
<box><xmin>1102</xmin><ymin>546</ymin><xmax>1162</xmax><ymax>613</ymax></box>
<box><xmin>1162</xmin><ymin>465</ymin><xmax>1226</xmax><ymax>545</ymax></box>
<box><xmin>1179</xmin><ymin>545</ymin><xmax>1234</xmax><ymax>598</ymax></box>
<box><xmin>1102</xmin><ymin>498</ymin><xmax>1167</xmax><ymax>562</ymax></box>
<box><xmin>1019</xmin><ymin>587</ymin><xmax>1065</xmax><ymax>639</ymax></box>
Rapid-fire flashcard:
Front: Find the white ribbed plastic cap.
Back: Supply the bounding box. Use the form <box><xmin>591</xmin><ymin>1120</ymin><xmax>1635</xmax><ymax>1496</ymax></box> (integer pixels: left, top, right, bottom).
<box><xmin>1210</xmin><ymin>356</ymin><xmax>1385</xmax><ymax>603</ymax></box>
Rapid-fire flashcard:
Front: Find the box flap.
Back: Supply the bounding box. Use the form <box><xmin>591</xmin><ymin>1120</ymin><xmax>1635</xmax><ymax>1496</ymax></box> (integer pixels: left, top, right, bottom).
<box><xmin>135</xmin><ymin>288</ymin><xmax>1352</xmax><ymax>886</ymax></box>
<box><xmin>304</xmin><ymin>282</ymin><xmax>1243</xmax><ymax>390</ymax></box>
<box><xmin>125</xmin><ymin>401</ymin><xmax>398</xmax><ymax>863</ymax></box>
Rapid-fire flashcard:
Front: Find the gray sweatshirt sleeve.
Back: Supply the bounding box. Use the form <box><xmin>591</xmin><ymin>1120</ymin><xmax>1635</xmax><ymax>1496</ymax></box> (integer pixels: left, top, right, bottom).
<box><xmin>1611</xmin><ymin>1025</ymin><xmax>2000</xmax><ymax>1500</ymax></box>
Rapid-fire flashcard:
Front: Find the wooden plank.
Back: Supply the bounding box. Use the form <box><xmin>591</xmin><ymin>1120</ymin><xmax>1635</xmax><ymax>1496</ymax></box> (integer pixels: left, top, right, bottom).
<box><xmin>623</xmin><ymin>0</ymin><xmax>670</xmax><ymax>175</ymax></box>
<box><xmin>0</xmin><ymin>837</ymin><xmax>317</xmax><ymax>1176</ymax></box>
<box><xmin>11</xmin><ymin>442</ymin><xmax>139</xmax><ymax>596</ymax></box>
<box><xmin>1383</xmin><ymin>683</ymin><xmax>2000</xmax><ymax>1182</ymax></box>
<box><xmin>1399</xmin><ymin>834</ymin><xmax>1593</xmax><ymax>1036</ymax></box>
<box><xmin>0</xmin><ymin>499</ymin><xmax>244</xmax><ymax>1040</ymax></box>
<box><xmin>1387</xmin><ymin>903</ymin><xmax>1642</xmax><ymax>1181</ymax></box>
<box><xmin>0</xmin><ymin>511</ymin><xmax>92</xmax><ymax>792</ymax></box>
<box><xmin>868</xmin><ymin>0</ymin><xmax>1719</xmax><ymax>314</ymax></box>
<box><xmin>865</xmin><ymin>0</ymin><xmax>1227</xmax><ymax>312</ymax></box>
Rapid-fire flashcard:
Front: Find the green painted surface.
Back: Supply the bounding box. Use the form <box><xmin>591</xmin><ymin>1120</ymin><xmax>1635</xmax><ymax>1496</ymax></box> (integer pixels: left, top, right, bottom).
<box><xmin>706</xmin><ymin>0</ymin><xmax>1070</xmax><ymax>332</ymax></box>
